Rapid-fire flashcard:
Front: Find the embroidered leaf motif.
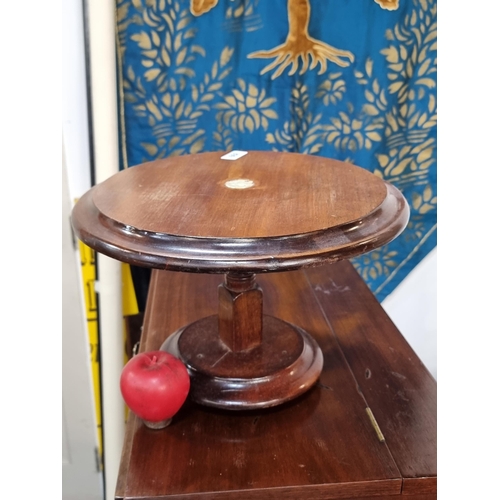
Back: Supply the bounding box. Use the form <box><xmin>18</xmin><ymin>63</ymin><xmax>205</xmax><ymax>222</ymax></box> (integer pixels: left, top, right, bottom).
<box><xmin>118</xmin><ymin>0</ymin><xmax>436</xmax><ymax>300</ymax></box>
<box><xmin>216</xmin><ymin>82</ymin><xmax>277</xmax><ymax>133</ymax></box>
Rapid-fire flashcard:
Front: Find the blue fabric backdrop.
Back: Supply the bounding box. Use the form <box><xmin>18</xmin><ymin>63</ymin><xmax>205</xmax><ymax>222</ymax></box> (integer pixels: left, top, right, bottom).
<box><xmin>116</xmin><ymin>0</ymin><xmax>437</xmax><ymax>301</ymax></box>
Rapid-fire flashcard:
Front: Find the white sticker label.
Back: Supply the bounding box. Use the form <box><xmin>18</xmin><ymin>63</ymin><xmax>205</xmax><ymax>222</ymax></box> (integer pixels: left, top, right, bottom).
<box><xmin>221</xmin><ymin>150</ymin><xmax>248</xmax><ymax>160</ymax></box>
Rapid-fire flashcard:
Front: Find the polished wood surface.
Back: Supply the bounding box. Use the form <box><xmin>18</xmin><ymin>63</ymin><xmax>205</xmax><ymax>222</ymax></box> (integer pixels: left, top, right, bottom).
<box><xmin>71</xmin><ymin>151</ymin><xmax>409</xmax><ymax>273</ymax></box>
<box><xmin>161</xmin><ymin>268</ymin><xmax>323</xmax><ymax>409</ymax></box>
<box><xmin>72</xmin><ymin>150</ymin><xmax>410</xmax><ymax>410</ymax></box>
<box><xmin>93</xmin><ymin>151</ymin><xmax>387</xmax><ymax>237</ymax></box>
<box><xmin>305</xmin><ymin>264</ymin><xmax>437</xmax><ymax>492</ymax></box>
<box><xmin>162</xmin><ymin>315</ymin><xmax>323</xmax><ymax>409</ymax></box>
<box><xmin>115</xmin><ymin>262</ymin><xmax>436</xmax><ymax>500</ymax></box>
<box><xmin>218</xmin><ymin>273</ymin><xmax>263</xmax><ymax>351</ymax></box>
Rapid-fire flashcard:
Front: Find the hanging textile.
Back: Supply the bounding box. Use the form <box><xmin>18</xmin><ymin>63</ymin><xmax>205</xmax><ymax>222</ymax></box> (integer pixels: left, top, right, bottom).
<box><xmin>116</xmin><ymin>0</ymin><xmax>437</xmax><ymax>301</ymax></box>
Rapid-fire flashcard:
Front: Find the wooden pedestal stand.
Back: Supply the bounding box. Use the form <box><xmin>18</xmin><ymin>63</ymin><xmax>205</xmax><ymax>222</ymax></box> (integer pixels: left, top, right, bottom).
<box><xmin>72</xmin><ymin>151</ymin><xmax>409</xmax><ymax>410</ymax></box>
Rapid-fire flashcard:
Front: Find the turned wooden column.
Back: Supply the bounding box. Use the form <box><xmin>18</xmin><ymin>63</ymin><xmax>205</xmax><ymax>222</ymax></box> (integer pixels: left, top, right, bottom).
<box><xmin>218</xmin><ymin>272</ymin><xmax>263</xmax><ymax>352</ymax></box>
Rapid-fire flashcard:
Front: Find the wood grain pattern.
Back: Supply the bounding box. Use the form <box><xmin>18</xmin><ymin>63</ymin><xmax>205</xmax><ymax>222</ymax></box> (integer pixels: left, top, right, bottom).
<box><xmin>116</xmin><ymin>486</ymin><xmax>436</xmax><ymax>500</ymax></box>
<box><xmin>402</xmin><ymin>477</ymin><xmax>437</xmax><ymax>496</ymax></box>
<box><xmin>155</xmin><ymin>267</ymin><xmax>323</xmax><ymax>409</ymax></box>
<box><xmin>93</xmin><ymin>151</ymin><xmax>387</xmax><ymax>238</ymax></box>
<box><xmin>161</xmin><ymin>314</ymin><xmax>323</xmax><ymax>409</ymax></box>
<box><xmin>114</xmin><ymin>264</ymin><xmax>438</xmax><ymax>500</ymax></box>
<box><xmin>218</xmin><ymin>273</ymin><xmax>263</xmax><ymax>351</ymax></box>
<box><xmin>305</xmin><ymin>261</ymin><xmax>436</xmax><ymax>494</ymax></box>
<box><xmin>71</xmin><ymin>151</ymin><xmax>409</xmax><ymax>273</ymax></box>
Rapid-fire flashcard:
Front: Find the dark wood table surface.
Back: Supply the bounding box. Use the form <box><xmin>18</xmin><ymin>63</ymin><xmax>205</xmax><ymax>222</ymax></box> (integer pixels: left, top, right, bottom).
<box><xmin>115</xmin><ymin>260</ymin><xmax>436</xmax><ymax>500</ymax></box>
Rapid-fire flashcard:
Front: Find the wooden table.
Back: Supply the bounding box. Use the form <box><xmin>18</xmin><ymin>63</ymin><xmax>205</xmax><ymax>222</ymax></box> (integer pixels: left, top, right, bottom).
<box><xmin>70</xmin><ymin>150</ymin><xmax>432</xmax><ymax>498</ymax></box>
<box><xmin>115</xmin><ymin>261</ymin><xmax>436</xmax><ymax>500</ymax></box>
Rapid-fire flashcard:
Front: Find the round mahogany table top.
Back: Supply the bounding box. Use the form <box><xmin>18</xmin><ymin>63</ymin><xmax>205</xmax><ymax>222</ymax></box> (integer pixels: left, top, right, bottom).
<box><xmin>72</xmin><ymin>151</ymin><xmax>409</xmax><ymax>273</ymax></box>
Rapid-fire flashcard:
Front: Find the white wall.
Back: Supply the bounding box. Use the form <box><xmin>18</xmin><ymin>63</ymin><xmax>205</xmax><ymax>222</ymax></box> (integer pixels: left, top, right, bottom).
<box><xmin>63</xmin><ymin>0</ymin><xmax>123</xmax><ymax>498</ymax></box>
<box><xmin>62</xmin><ymin>154</ymin><xmax>103</xmax><ymax>500</ymax></box>
<box><xmin>62</xmin><ymin>0</ymin><xmax>92</xmax><ymax>199</ymax></box>
<box><xmin>382</xmin><ymin>248</ymin><xmax>437</xmax><ymax>379</ymax></box>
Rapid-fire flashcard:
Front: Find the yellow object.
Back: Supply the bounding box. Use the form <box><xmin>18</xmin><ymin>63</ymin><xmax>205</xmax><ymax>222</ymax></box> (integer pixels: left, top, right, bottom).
<box><xmin>78</xmin><ymin>241</ymin><xmax>139</xmax><ymax>469</ymax></box>
<box><xmin>78</xmin><ymin>241</ymin><xmax>103</xmax><ymax>467</ymax></box>
<box><xmin>122</xmin><ymin>261</ymin><xmax>139</xmax><ymax>318</ymax></box>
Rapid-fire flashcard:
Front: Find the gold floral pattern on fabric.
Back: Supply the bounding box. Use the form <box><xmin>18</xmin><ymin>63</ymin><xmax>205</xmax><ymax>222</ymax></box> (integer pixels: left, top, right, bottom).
<box><xmin>117</xmin><ymin>0</ymin><xmax>436</xmax><ymax>300</ymax></box>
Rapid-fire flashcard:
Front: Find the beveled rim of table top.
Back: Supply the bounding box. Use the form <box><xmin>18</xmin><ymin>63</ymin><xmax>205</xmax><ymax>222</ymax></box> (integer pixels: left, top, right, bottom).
<box><xmin>71</xmin><ymin>151</ymin><xmax>409</xmax><ymax>273</ymax></box>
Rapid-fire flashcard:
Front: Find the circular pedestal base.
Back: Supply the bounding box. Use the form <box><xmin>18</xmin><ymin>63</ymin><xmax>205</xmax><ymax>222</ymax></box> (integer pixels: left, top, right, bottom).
<box><xmin>160</xmin><ymin>315</ymin><xmax>323</xmax><ymax>410</ymax></box>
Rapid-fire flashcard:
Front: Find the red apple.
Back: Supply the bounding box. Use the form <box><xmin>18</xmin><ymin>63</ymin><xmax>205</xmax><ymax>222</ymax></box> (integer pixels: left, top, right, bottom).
<box><xmin>120</xmin><ymin>351</ymin><xmax>190</xmax><ymax>428</ymax></box>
